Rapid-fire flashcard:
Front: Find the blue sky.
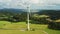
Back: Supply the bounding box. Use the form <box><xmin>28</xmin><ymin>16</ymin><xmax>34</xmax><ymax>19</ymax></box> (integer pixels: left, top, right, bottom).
<box><xmin>0</xmin><ymin>0</ymin><xmax>60</xmax><ymax>10</ymax></box>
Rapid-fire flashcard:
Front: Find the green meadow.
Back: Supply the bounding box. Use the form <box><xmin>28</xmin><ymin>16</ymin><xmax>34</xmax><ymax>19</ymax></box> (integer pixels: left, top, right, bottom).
<box><xmin>0</xmin><ymin>21</ymin><xmax>60</xmax><ymax>34</ymax></box>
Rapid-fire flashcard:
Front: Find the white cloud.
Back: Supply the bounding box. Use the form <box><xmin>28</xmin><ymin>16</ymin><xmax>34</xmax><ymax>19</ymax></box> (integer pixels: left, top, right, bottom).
<box><xmin>0</xmin><ymin>0</ymin><xmax>60</xmax><ymax>9</ymax></box>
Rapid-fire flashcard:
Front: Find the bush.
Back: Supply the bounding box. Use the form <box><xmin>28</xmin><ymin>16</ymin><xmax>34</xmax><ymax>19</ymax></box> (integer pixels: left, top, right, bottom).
<box><xmin>48</xmin><ymin>22</ymin><xmax>60</xmax><ymax>30</ymax></box>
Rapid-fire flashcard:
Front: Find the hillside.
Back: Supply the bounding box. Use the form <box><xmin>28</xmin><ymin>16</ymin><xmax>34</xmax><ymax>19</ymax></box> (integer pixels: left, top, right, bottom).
<box><xmin>37</xmin><ymin>10</ymin><xmax>60</xmax><ymax>20</ymax></box>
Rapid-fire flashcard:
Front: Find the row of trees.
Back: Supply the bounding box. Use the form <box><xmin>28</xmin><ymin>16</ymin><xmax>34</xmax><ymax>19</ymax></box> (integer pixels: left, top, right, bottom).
<box><xmin>30</xmin><ymin>14</ymin><xmax>49</xmax><ymax>24</ymax></box>
<box><xmin>0</xmin><ymin>13</ymin><xmax>27</xmax><ymax>22</ymax></box>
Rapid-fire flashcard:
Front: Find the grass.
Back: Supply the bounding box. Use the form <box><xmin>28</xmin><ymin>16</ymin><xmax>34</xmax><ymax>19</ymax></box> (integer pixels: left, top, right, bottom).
<box><xmin>45</xmin><ymin>28</ymin><xmax>60</xmax><ymax>34</ymax></box>
<box><xmin>0</xmin><ymin>30</ymin><xmax>46</xmax><ymax>34</ymax></box>
<box><xmin>0</xmin><ymin>21</ymin><xmax>60</xmax><ymax>34</ymax></box>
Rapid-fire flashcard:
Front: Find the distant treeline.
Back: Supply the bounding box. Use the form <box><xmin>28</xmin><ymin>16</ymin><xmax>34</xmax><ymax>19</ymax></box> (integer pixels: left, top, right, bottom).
<box><xmin>0</xmin><ymin>9</ymin><xmax>60</xmax><ymax>22</ymax></box>
<box><xmin>38</xmin><ymin>10</ymin><xmax>60</xmax><ymax>20</ymax></box>
<box><xmin>0</xmin><ymin>9</ymin><xmax>27</xmax><ymax>22</ymax></box>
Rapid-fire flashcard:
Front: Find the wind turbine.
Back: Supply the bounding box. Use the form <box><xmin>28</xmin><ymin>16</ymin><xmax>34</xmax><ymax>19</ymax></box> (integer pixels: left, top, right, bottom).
<box><xmin>18</xmin><ymin>0</ymin><xmax>39</xmax><ymax>31</ymax></box>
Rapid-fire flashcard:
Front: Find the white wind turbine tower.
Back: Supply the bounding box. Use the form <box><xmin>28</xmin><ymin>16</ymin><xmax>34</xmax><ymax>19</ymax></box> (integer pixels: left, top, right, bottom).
<box><xmin>18</xmin><ymin>0</ymin><xmax>39</xmax><ymax>31</ymax></box>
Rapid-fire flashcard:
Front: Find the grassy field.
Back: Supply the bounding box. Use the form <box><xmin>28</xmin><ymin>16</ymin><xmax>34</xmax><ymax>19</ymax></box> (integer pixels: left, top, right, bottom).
<box><xmin>0</xmin><ymin>21</ymin><xmax>60</xmax><ymax>34</ymax></box>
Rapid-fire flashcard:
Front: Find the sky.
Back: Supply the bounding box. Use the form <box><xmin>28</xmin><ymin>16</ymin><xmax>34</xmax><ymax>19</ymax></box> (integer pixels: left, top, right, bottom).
<box><xmin>0</xmin><ymin>0</ymin><xmax>60</xmax><ymax>10</ymax></box>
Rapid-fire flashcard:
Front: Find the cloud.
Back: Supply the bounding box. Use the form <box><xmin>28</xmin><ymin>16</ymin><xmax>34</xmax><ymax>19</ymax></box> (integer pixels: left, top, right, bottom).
<box><xmin>0</xmin><ymin>0</ymin><xmax>60</xmax><ymax>9</ymax></box>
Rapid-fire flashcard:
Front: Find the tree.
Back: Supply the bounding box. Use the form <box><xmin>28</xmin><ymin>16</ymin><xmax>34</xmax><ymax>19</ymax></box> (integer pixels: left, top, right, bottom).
<box><xmin>48</xmin><ymin>19</ymin><xmax>60</xmax><ymax>30</ymax></box>
<box><xmin>30</xmin><ymin>14</ymin><xmax>50</xmax><ymax>24</ymax></box>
